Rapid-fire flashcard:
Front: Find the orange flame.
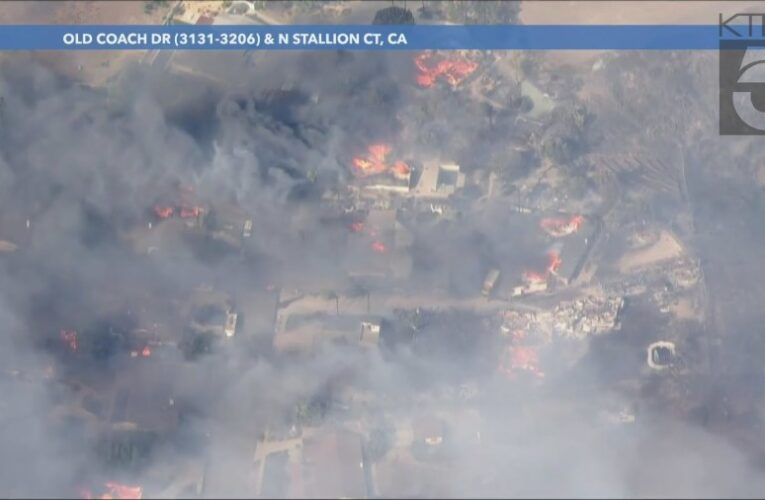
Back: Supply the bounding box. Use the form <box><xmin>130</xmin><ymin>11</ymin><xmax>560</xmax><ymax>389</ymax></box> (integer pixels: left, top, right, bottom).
<box><xmin>367</xmin><ymin>143</ymin><xmax>391</xmax><ymax>163</ymax></box>
<box><xmin>352</xmin><ymin>157</ymin><xmax>387</xmax><ymax>176</ymax></box>
<box><xmin>371</xmin><ymin>241</ymin><xmax>387</xmax><ymax>253</ymax></box>
<box><xmin>141</xmin><ymin>346</ymin><xmax>151</xmax><ymax>357</ymax></box>
<box><xmin>522</xmin><ymin>271</ymin><xmax>547</xmax><ymax>284</ymax></box>
<box><xmin>500</xmin><ymin>346</ymin><xmax>544</xmax><ymax>379</ymax></box>
<box><xmin>82</xmin><ymin>483</ymin><xmax>142</xmax><ymax>500</ymax></box>
<box><xmin>351</xmin><ymin>144</ymin><xmax>391</xmax><ymax>176</ymax></box>
<box><xmin>179</xmin><ymin>206</ymin><xmax>203</xmax><ymax>219</ymax></box>
<box><xmin>540</xmin><ymin>215</ymin><xmax>585</xmax><ymax>237</ymax></box>
<box><xmin>390</xmin><ymin>161</ymin><xmax>411</xmax><ymax>180</ymax></box>
<box><xmin>153</xmin><ymin>205</ymin><xmax>174</xmax><ymax>219</ymax></box>
<box><xmin>60</xmin><ymin>330</ymin><xmax>78</xmax><ymax>352</ymax></box>
<box><xmin>350</xmin><ymin>222</ymin><xmax>365</xmax><ymax>233</ymax></box>
<box><xmin>414</xmin><ymin>52</ymin><xmax>478</xmax><ymax>88</ymax></box>
<box><xmin>547</xmin><ymin>252</ymin><xmax>562</xmax><ymax>275</ymax></box>
<box><xmin>351</xmin><ymin>143</ymin><xmax>411</xmax><ymax>180</ymax></box>
<box><xmin>103</xmin><ymin>482</ymin><xmax>142</xmax><ymax>500</ymax></box>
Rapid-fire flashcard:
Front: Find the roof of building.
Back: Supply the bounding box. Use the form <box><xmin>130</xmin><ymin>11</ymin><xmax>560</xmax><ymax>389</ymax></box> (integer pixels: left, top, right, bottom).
<box><xmin>413</xmin><ymin>162</ymin><xmax>466</xmax><ymax>198</ymax></box>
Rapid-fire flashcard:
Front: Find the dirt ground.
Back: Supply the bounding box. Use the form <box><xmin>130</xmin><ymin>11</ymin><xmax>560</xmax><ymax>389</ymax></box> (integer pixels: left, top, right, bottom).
<box><xmin>0</xmin><ymin>1</ymin><xmax>170</xmax><ymax>86</ymax></box>
<box><xmin>521</xmin><ymin>1</ymin><xmax>764</xmax><ymax>67</ymax></box>
<box><xmin>667</xmin><ymin>296</ymin><xmax>701</xmax><ymax>321</ymax></box>
<box><xmin>618</xmin><ymin>230</ymin><xmax>685</xmax><ymax>273</ymax></box>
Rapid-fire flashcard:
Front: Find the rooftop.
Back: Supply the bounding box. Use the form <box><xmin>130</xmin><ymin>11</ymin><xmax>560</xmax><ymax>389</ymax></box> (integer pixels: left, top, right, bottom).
<box><xmin>412</xmin><ymin>162</ymin><xmax>466</xmax><ymax>199</ymax></box>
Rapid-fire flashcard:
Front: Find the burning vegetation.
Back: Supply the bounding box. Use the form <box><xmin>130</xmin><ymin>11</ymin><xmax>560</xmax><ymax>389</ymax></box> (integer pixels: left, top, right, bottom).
<box><xmin>414</xmin><ymin>51</ymin><xmax>479</xmax><ymax>88</ymax></box>
<box><xmin>540</xmin><ymin>215</ymin><xmax>585</xmax><ymax>238</ymax></box>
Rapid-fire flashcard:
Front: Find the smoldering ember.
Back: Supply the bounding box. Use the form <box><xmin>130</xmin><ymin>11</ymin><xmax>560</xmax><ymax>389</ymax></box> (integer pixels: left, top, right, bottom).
<box><xmin>1</xmin><ymin>1</ymin><xmax>765</xmax><ymax>499</ymax></box>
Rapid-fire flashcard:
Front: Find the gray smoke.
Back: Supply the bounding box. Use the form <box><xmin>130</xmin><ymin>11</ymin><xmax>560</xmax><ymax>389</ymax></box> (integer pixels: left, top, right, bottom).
<box><xmin>0</xmin><ymin>44</ymin><xmax>764</xmax><ymax>499</ymax></box>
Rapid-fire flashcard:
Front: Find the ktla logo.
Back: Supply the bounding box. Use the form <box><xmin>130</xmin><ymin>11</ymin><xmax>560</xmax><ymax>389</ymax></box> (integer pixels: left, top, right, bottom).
<box><xmin>720</xmin><ymin>13</ymin><xmax>765</xmax><ymax>135</ymax></box>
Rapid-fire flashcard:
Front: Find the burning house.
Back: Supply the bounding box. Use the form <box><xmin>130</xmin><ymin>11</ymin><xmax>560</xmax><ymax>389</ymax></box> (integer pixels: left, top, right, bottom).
<box><xmin>120</xmin><ymin>190</ymin><xmax>210</xmax><ymax>256</ymax></box>
<box><xmin>510</xmin><ymin>213</ymin><xmax>600</xmax><ymax>294</ymax></box>
<box><xmin>151</xmin><ymin>188</ymin><xmax>207</xmax><ymax>228</ymax></box>
<box><xmin>350</xmin><ymin>143</ymin><xmax>413</xmax><ymax>197</ymax></box>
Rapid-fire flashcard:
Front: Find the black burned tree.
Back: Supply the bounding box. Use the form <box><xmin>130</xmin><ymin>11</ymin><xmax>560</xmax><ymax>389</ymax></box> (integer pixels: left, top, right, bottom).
<box><xmin>373</xmin><ymin>6</ymin><xmax>415</xmax><ymax>25</ymax></box>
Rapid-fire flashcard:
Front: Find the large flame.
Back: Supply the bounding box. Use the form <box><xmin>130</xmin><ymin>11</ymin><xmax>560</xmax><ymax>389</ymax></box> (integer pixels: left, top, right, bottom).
<box><xmin>390</xmin><ymin>161</ymin><xmax>411</xmax><ymax>180</ymax></box>
<box><xmin>522</xmin><ymin>250</ymin><xmax>564</xmax><ymax>284</ymax></box>
<box><xmin>414</xmin><ymin>51</ymin><xmax>479</xmax><ymax>88</ymax></box>
<box><xmin>540</xmin><ymin>215</ymin><xmax>585</xmax><ymax>238</ymax></box>
<box><xmin>60</xmin><ymin>330</ymin><xmax>78</xmax><ymax>352</ymax></box>
<box><xmin>367</xmin><ymin>143</ymin><xmax>391</xmax><ymax>163</ymax></box>
<box><xmin>351</xmin><ymin>144</ymin><xmax>391</xmax><ymax>177</ymax></box>
<box><xmin>351</xmin><ymin>144</ymin><xmax>410</xmax><ymax>180</ymax></box>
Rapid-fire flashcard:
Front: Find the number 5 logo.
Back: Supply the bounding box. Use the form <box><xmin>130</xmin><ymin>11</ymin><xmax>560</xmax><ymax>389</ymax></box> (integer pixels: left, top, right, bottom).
<box><xmin>733</xmin><ymin>47</ymin><xmax>765</xmax><ymax>132</ymax></box>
